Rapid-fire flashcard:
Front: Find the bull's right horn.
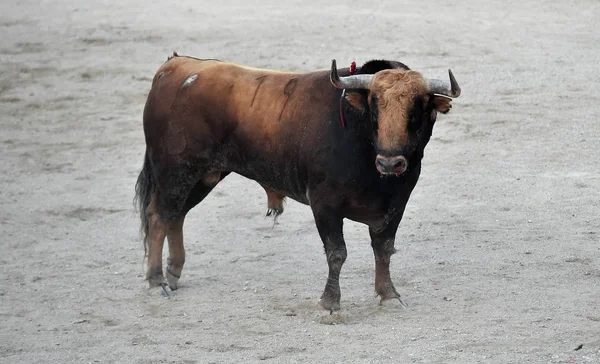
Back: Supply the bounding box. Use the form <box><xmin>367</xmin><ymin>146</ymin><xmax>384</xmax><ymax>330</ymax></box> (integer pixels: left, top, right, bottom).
<box><xmin>425</xmin><ymin>69</ymin><xmax>461</xmax><ymax>98</ymax></box>
<box><xmin>330</xmin><ymin>59</ymin><xmax>374</xmax><ymax>90</ymax></box>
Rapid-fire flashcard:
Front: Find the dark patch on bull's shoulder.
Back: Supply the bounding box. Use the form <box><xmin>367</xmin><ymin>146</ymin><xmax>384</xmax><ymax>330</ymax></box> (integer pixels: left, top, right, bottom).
<box><xmin>357</xmin><ymin>60</ymin><xmax>410</xmax><ymax>75</ymax></box>
<box><xmin>278</xmin><ymin>78</ymin><xmax>298</xmax><ymax>122</ymax></box>
<box><xmin>283</xmin><ymin>77</ymin><xmax>298</xmax><ymax>95</ymax></box>
<box><xmin>251</xmin><ymin>76</ymin><xmax>267</xmax><ymax>107</ymax></box>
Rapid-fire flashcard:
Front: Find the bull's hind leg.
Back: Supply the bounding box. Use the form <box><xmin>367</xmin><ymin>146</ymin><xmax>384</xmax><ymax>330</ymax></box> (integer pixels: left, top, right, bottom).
<box><xmin>165</xmin><ymin>217</ymin><xmax>185</xmax><ymax>290</ymax></box>
<box><xmin>146</xmin><ymin>198</ymin><xmax>169</xmax><ymax>287</ymax></box>
<box><xmin>165</xmin><ymin>171</ymin><xmax>228</xmax><ymax>290</ymax></box>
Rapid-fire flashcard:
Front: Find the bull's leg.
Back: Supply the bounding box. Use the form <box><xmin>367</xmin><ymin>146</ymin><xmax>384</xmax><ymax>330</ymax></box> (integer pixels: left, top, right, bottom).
<box><xmin>165</xmin><ymin>172</ymin><xmax>228</xmax><ymax>290</ymax></box>
<box><xmin>146</xmin><ymin>198</ymin><xmax>168</xmax><ymax>287</ymax></box>
<box><xmin>165</xmin><ymin>217</ymin><xmax>185</xmax><ymax>290</ymax></box>
<box><xmin>369</xmin><ymin>220</ymin><xmax>406</xmax><ymax>307</ymax></box>
<box><xmin>313</xmin><ymin>207</ymin><xmax>346</xmax><ymax>312</ymax></box>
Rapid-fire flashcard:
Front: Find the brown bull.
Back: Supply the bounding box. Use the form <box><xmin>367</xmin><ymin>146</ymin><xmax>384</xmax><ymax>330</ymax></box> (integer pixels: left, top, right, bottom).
<box><xmin>135</xmin><ymin>54</ymin><xmax>460</xmax><ymax>311</ymax></box>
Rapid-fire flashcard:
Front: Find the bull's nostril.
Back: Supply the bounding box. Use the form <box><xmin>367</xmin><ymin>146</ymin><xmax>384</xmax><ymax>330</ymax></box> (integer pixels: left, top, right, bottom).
<box><xmin>394</xmin><ymin>158</ymin><xmax>406</xmax><ymax>169</ymax></box>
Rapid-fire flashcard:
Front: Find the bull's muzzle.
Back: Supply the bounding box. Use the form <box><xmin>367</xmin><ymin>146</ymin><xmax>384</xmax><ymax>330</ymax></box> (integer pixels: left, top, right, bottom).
<box><xmin>375</xmin><ymin>155</ymin><xmax>408</xmax><ymax>175</ymax></box>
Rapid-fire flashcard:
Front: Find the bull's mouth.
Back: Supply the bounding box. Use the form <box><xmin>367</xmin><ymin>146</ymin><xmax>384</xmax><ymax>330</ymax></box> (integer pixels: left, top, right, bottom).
<box><xmin>375</xmin><ymin>155</ymin><xmax>408</xmax><ymax>176</ymax></box>
<box><xmin>376</xmin><ymin>166</ymin><xmax>407</xmax><ymax>176</ymax></box>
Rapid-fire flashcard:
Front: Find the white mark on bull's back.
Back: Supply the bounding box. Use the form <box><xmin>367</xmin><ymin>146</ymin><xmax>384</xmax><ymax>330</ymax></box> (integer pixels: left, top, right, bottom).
<box><xmin>181</xmin><ymin>73</ymin><xmax>198</xmax><ymax>88</ymax></box>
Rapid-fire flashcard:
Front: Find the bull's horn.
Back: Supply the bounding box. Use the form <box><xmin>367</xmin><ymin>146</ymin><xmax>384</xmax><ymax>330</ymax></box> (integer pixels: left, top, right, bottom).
<box><xmin>425</xmin><ymin>69</ymin><xmax>461</xmax><ymax>97</ymax></box>
<box><xmin>330</xmin><ymin>59</ymin><xmax>374</xmax><ymax>90</ymax></box>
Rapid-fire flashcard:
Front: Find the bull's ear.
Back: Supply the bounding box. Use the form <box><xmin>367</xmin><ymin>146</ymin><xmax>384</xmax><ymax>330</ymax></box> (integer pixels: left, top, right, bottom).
<box><xmin>344</xmin><ymin>91</ymin><xmax>367</xmax><ymax>113</ymax></box>
<box><xmin>431</xmin><ymin>94</ymin><xmax>452</xmax><ymax>114</ymax></box>
<box><xmin>431</xmin><ymin>94</ymin><xmax>453</xmax><ymax>114</ymax></box>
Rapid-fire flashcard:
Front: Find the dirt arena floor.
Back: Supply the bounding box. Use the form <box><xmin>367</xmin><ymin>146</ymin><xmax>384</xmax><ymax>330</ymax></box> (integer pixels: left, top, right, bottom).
<box><xmin>1</xmin><ymin>1</ymin><xmax>599</xmax><ymax>363</ymax></box>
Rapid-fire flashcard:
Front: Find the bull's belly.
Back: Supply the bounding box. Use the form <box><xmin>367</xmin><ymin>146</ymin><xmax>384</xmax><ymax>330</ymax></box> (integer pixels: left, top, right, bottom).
<box><xmin>229</xmin><ymin>162</ymin><xmax>310</xmax><ymax>205</ymax></box>
<box><xmin>219</xmin><ymin>145</ymin><xmax>402</xmax><ymax>229</ymax></box>
<box><xmin>232</xmin><ymin>165</ymin><xmax>395</xmax><ymax>230</ymax></box>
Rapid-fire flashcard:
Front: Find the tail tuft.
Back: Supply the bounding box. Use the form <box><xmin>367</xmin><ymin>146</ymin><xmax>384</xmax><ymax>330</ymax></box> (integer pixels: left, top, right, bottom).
<box><xmin>134</xmin><ymin>152</ymin><xmax>154</xmax><ymax>258</ymax></box>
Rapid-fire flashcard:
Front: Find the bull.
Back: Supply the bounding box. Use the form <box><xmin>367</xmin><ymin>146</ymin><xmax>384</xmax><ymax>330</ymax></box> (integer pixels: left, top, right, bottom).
<box><xmin>135</xmin><ymin>53</ymin><xmax>461</xmax><ymax>311</ymax></box>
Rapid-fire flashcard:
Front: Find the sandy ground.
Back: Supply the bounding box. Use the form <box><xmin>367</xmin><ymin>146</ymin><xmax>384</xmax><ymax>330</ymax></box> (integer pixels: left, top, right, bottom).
<box><xmin>1</xmin><ymin>0</ymin><xmax>599</xmax><ymax>363</ymax></box>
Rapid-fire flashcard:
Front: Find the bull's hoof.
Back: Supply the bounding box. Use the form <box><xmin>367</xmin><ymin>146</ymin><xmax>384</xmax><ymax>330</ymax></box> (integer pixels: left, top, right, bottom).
<box><xmin>378</xmin><ymin>293</ymin><xmax>408</xmax><ymax>309</ymax></box>
<box><xmin>166</xmin><ymin>268</ymin><xmax>180</xmax><ymax>291</ymax></box>
<box><xmin>375</xmin><ymin>282</ymin><xmax>407</xmax><ymax>308</ymax></box>
<box><xmin>319</xmin><ymin>295</ymin><xmax>341</xmax><ymax>313</ymax></box>
<box><xmin>147</xmin><ymin>273</ymin><xmax>166</xmax><ymax>288</ymax></box>
<box><xmin>146</xmin><ymin>283</ymin><xmax>170</xmax><ymax>298</ymax></box>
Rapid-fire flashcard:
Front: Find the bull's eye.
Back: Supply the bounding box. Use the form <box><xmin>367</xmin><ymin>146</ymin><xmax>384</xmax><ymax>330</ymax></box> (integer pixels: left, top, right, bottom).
<box><xmin>370</xmin><ymin>95</ymin><xmax>379</xmax><ymax>129</ymax></box>
<box><xmin>407</xmin><ymin>107</ymin><xmax>415</xmax><ymax>121</ymax></box>
<box><xmin>407</xmin><ymin>107</ymin><xmax>421</xmax><ymax>130</ymax></box>
<box><xmin>408</xmin><ymin>99</ymin><xmax>425</xmax><ymax>131</ymax></box>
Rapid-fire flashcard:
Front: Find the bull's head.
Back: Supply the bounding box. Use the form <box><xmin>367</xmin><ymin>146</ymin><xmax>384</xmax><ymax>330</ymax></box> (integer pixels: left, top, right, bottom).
<box><xmin>330</xmin><ymin>60</ymin><xmax>461</xmax><ymax>176</ymax></box>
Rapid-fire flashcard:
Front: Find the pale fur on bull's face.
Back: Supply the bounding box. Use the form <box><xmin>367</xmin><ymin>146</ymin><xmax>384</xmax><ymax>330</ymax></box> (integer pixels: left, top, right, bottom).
<box><xmin>368</xmin><ymin>69</ymin><xmax>428</xmax><ymax>156</ymax></box>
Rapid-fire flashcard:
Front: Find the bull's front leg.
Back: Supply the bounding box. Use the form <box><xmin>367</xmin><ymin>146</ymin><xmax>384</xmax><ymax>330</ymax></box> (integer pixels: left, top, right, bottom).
<box><xmin>369</xmin><ymin>218</ymin><xmax>407</xmax><ymax>307</ymax></box>
<box><xmin>312</xmin><ymin>207</ymin><xmax>346</xmax><ymax>312</ymax></box>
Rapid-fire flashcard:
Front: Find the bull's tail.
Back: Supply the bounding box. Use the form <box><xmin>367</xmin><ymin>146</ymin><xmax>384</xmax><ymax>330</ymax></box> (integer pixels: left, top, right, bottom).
<box><xmin>134</xmin><ymin>151</ymin><xmax>154</xmax><ymax>258</ymax></box>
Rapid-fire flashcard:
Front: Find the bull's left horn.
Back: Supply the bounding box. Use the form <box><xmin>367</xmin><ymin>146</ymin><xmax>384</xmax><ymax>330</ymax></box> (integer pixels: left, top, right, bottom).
<box><xmin>425</xmin><ymin>69</ymin><xmax>461</xmax><ymax>98</ymax></box>
<box><xmin>330</xmin><ymin>59</ymin><xmax>374</xmax><ymax>90</ymax></box>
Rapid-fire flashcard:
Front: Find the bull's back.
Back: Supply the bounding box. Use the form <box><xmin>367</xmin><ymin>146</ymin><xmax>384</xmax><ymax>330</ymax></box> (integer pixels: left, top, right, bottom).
<box><xmin>143</xmin><ymin>56</ymin><xmax>337</xmax><ymax>201</ymax></box>
<box><xmin>145</xmin><ymin>57</ymin><xmax>307</xmax><ymax>142</ymax></box>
